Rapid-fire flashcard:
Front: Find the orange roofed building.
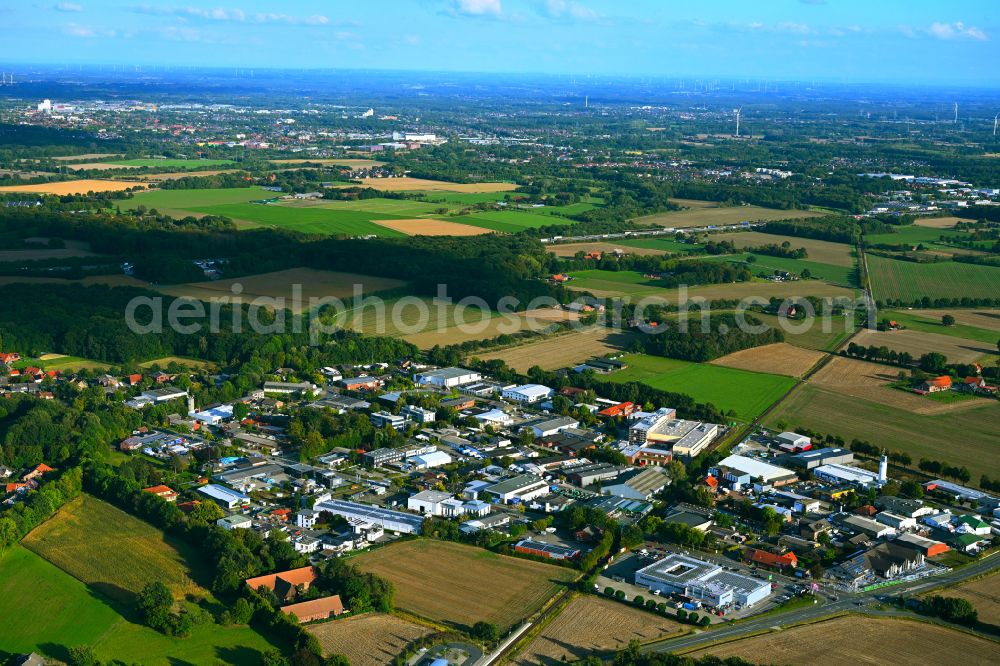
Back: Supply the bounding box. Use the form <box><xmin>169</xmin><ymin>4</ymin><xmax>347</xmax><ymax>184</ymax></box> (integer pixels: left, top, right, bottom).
<box><xmin>245</xmin><ymin>566</ymin><xmax>317</xmax><ymax>603</ymax></box>
<box><xmin>747</xmin><ymin>548</ymin><xmax>798</xmax><ymax>569</ymax></box>
<box><xmin>143</xmin><ymin>485</ymin><xmax>179</xmax><ymax>502</ymax></box>
<box><xmin>281</xmin><ymin>595</ymin><xmax>346</xmax><ymax>623</ymax></box>
<box><xmin>918</xmin><ymin>376</ymin><xmax>952</xmax><ymax>393</ymax></box>
<box><xmin>598</xmin><ymin>401</ymin><xmax>636</xmax><ymax>418</ymax></box>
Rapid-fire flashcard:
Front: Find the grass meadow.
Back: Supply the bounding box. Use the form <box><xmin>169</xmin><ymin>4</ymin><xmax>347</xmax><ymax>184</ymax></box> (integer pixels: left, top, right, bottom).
<box><xmin>608</xmin><ymin>353</ymin><xmax>796</xmax><ymax>421</ymax></box>
<box><xmin>867</xmin><ymin>254</ymin><xmax>1000</xmax><ymax>302</ymax></box>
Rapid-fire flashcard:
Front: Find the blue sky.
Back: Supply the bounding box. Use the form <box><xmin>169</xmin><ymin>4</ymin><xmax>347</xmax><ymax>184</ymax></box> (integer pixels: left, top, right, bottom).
<box><xmin>3</xmin><ymin>1</ymin><xmax>996</xmax><ymax>84</ymax></box>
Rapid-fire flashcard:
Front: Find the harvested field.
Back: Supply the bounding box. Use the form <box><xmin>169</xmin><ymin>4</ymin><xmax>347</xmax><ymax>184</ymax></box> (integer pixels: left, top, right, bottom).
<box><xmin>371</xmin><ymin>218</ymin><xmax>493</xmax><ymax>236</ymax></box>
<box><xmin>634</xmin><ymin>205</ymin><xmax>822</xmax><ymax>229</ymax></box>
<box><xmin>914</xmin><ymin>216</ymin><xmax>963</xmax><ymax>228</ymax></box>
<box><xmin>903</xmin><ymin>308</ymin><xmax>1000</xmax><ymax>333</ymax></box>
<box><xmin>852</xmin><ymin>328</ymin><xmax>995</xmax><ymax>364</ymax></box>
<box><xmin>306</xmin><ymin>613</ymin><xmax>433</xmax><ymax>666</ymax></box>
<box><xmin>687</xmin><ymin>615</ymin><xmax>997</xmax><ymax>665</ymax></box>
<box><xmin>513</xmin><ymin>596</ymin><xmax>684</xmax><ymax>666</ymax></box>
<box><xmin>65</xmin><ymin>162</ymin><xmax>136</xmax><ymax>171</ymax></box>
<box><xmin>478</xmin><ymin>327</ymin><xmax>635</xmax><ymax>372</ymax></box>
<box><xmin>352</xmin><ymin>539</ymin><xmax>576</xmax><ymax>631</ymax></box>
<box><xmin>710</xmin><ymin>343</ymin><xmax>824</xmax><ymax>378</ymax></box>
<box><xmin>21</xmin><ymin>495</ymin><xmax>208</xmax><ymax>603</ymax></box>
<box><xmin>547</xmin><ymin>242</ymin><xmax>671</xmax><ymax>257</ymax></box>
<box><xmin>768</xmin><ymin>384</ymin><xmax>1000</xmax><ymax>477</ymax></box>
<box><xmin>158</xmin><ymin>268</ymin><xmax>406</xmax><ymax>313</ymax></box>
<box><xmin>390</xmin><ymin>307</ymin><xmax>583</xmax><ymax>349</ymax></box>
<box><xmin>52</xmin><ymin>153</ymin><xmax>124</xmax><ymax>161</ymax></box>
<box><xmin>709</xmin><ymin>231</ymin><xmax>855</xmax><ymax>267</ymax></box>
<box><xmin>0</xmin><ymin>179</ymin><xmax>146</xmax><ymax>195</ymax></box>
<box><xmin>944</xmin><ymin>572</ymin><xmax>1000</xmax><ymax>627</ymax></box>
<box><xmin>350</xmin><ymin>177</ymin><xmax>518</xmax><ymax>193</ymax></box>
<box><xmin>567</xmin><ymin>276</ymin><xmax>854</xmax><ymax>303</ymax></box>
<box><xmin>808</xmin><ymin>356</ymin><xmax>981</xmax><ymax>416</ymax></box>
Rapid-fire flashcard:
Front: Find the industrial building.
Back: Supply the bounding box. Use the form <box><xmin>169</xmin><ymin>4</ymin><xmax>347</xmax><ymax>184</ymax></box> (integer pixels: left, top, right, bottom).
<box><xmin>774</xmin><ymin>431</ymin><xmax>812</xmax><ymax>452</ymax></box>
<box><xmin>813</xmin><ymin>456</ymin><xmax>887</xmax><ymax>489</ymax></box>
<box><xmin>362</xmin><ymin>447</ymin><xmax>405</xmax><ymax>468</ymax></box>
<box><xmin>565</xmin><ymin>462</ymin><xmax>625</xmax><ymax>487</ymax></box>
<box><xmin>501</xmin><ymin>384</ymin><xmax>554</xmax><ymax>403</ymax></box>
<box><xmin>786</xmin><ymin>447</ymin><xmax>854</xmax><ymax>470</ymax></box>
<box><xmin>484</xmin><ymin>474</ymin><xmax>551</xmax><ymax>504</ymax></box>
<box><xmin>522</xmin><ymin>415</ymin><xmax>580</xmax><ymax>438</ymax></box>
<box><xmin>314</xmin><ymin>499</ymin><xmax>425</xmax><ymax>534</ymax></box>
<box><xmin>602</xmin><ymin>466</ymin><xmax>671</xmax><ymax>501</ymax></box>
<box><xmin>410</xmin><ymin>450</ymin><xmax>452</xmax><ymax>469</ymax></box>
<box><xmin>711</xmin><ymin>455</ymin><xmax>798</xmax><ymax>489</ymax></box>
<box><xmin>413</xmin><ymin>367</ymin><xmax>482</xmax><ymax>388</ymax></box>
<box><xmin>514</xmin><ymin>539</ymin><xmax>581</xmax><ymax>560</ymax></box>
<box><xmin>198</xmin><ymin>483</ymin><xmax>249</xmax><ymax>509</ymax></box>
<box><xmin>635</xmin><ymin>553</ymin><xmax>771</xmax><ymax>608</ymax></box>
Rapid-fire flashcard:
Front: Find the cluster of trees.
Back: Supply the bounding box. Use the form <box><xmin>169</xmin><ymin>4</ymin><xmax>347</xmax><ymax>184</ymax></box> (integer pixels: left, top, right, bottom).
<box><xmin>658</xmin><ymin>261</ymin><xmax>752</xmax><ymax>289</ymax></box>
<box><xmin>135</xmin><ymin>581</ymin><xmax>193</xmax><ymax>636</ymax></box>
<box><xmin>877</xmin><ymin>295</ymin><xmax>1000</xmax><ymax>309</ymax></box>
<box><xmin>0</xmin><ymin>467</ymin><xmax>83</xmax><ymax>551</ymax></box>
<box><xmin>843</xmin><ymin>342</ymin><xmax>915</xmax><ymax>367</ymax></box>
<box><xmin>643</xmin><ymin>313</ymin><xmax>784</xmax><ymax>363</ymax></box>
<box><xmin>745</xmin><ymin>241</ymin><xmax>807</xmax><ymax>259</ymax></box>
<box><xmin>978</xmin><ymin>475</ymin><xmax>1000</xmax><ymax>493</ymax></box>
<box><xmin>605</xmin><ymin>641</ymin><xmax>762</xmax><ymax>666</ymax></box>
<box><xmin>918</xmin><ymin>458</ymin><xmax>972</xmax><ymax>483</ymax></box>
<box><xmin>760</xmin><ymin>216</ymin><xmax>860</xmax><ymax>244</ymax></box>
<box><xmin>314</xmin><ymin>558</ymin><xmax>395</xmax><ymax>613</ymax></box>
<box><xmin>916</xmin><ymin>595</ymin><xmax>978</xmax><ymax>626</ymax></box>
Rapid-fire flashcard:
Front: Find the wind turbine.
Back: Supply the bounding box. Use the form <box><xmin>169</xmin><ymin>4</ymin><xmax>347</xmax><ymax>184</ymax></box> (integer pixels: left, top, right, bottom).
<box><xmin>735</xmin><ymin>107</ymin><xmax>743</xmax><ymax>137</ymax></box>
<box><xmin>994</xmin><ymin>114</ymin><xmax>998</xmax><ymax>137</ymax></box>
<box><xmin>954</xmin><ymin>102</ymin><xmax>958</xmax><ymax>124</ymax></box>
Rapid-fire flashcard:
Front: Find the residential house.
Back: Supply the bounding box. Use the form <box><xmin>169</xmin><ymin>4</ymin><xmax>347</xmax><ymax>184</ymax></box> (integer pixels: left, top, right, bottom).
<box><xmin>142</xmin><ymin>485</ymin><xmax>179</xmax><ymax>502</ymax></box>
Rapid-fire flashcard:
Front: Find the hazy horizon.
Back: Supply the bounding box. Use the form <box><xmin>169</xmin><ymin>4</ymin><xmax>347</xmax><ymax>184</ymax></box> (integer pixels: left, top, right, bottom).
<box><xmin>2</xmin><ymin>0</ymin><xmax>997</xmax><ymax>86</ymax></box>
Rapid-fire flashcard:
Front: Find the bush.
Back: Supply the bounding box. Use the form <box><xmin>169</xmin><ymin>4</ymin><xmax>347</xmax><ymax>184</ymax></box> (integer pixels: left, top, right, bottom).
<box><xmin>615</xmin><ymin>590</ymin><xmax>626</xmax><ymax>600</ymax></box>
<box><xmin>677</xmin><ymin>609</ymin><xmax>687</xmax><ymax>620</ymax></box>
<box><xmin>634</xmin><ymin>595</ymin><xmax>645</xmax><ymax>606</ymax></box>
<box><xmin>471</xmin><ymin>621</ymin><xmax>501</xmax><ymax>644</ymax></box>
<box><xmin>605</xmin><ymin>586</ymin><xmax>616</xmax><ymax>596</ymax></box>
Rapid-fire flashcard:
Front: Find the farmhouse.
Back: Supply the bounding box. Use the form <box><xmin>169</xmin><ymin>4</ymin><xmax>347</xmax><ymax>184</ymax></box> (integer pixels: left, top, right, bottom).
<box><xmin>314</xmin><ymin>499</ymin><xmax>424</xmax><ymax>534</ymax></box>
<box><xmin>246</xmin><ymin>566</ymin><xmax>317</xmax><ymax>602</ymax></box>
<box><xmin>142</xmin><ymin>484</ymin><xmax>179</xmax><ymax>502</ymax></box>
<box><xmin>514</xmin><ymin>539</ymin><xmax>581</xmax><ymax>561</ymax></box>
<box><xmin>501</xmin><ymin>384</ymin><xmax>554</xmax><ymax>403</ymax></box>
<box><xmin>414</xmin><ymin>367</ymin><xmax>482</xmax><ymax>388</ymax></box>
<box><xmin>635</xmin><ymin>553</ymin><xmax>771</xmax><ymax>608</ymax></box>
<box><xmin>484</xmin><ymin>474</ymin><xmax>551</xmax><ymax>504</ymax></box>
<box><xmin>917</xmin><ymin>376</ymin><xmax>952</xmax><ymax>393</ymax></box>
<box><xmin>281</xmin><ymin>595</ymin><xmax>347</xmax><ymax>623</ymax></box>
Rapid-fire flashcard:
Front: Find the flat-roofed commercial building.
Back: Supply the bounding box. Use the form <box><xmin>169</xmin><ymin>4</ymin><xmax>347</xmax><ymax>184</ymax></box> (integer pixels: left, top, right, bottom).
<box><xmin>712</xmin><ymin>455</ymin><xmax>798</xmax><ymax>488</ymax></box>
<box><xmin>414</xmin><ymin>367</ymin><xmax>482</xmax><ymax>388</ymax></box>
<box><xmin>635</xmin><ymin>553</ymin><xmax>770</xmax><ymax>608</ymax></box>
<box><xmin>314</xmin><ymin>499</ymin><xmax>424</xmax><ymax>534</ymax></box>
<box><xmin>484</xmin><ymin>474</ymin><xmax>550</xmax><ymax>504</ymax></box>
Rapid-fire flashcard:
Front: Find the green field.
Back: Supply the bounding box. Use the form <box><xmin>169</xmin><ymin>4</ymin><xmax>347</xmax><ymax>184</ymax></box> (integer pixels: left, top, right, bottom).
<box><xmin>704</xmin><ymin>253</ymin><xmax>858</xmax><ymax>287</ymax></box>
<box><xmin>455</xmin><ymin>210</ymin><xmax>565</xmax><ymax>231</ymax></box>
<box><xmin>189</xmin><ymin>203</ymin><xmax>408</xmax><ymax>237</ymax></box>
<box><xmin>617</xmin><ymin>238</ymin><xmax>704</xmax><ymax>254</ymax></box>
<box><xmin>3</xmin><ymin>498</ymin><xmax>278</xmax><ymax>664</ymax></box>
<box><xmin>13</xmin><ymin>355</ymin><xmax>111</xmax><ymax>372</ymax></box>
<box><xmin>865</xmin><ymin>225</ymin><xmax>966</xmax><ymax>248</ymax></box>
<box><xmin>110</xmin><ymin>158</ymin><xmax>235</xmax><ymax>169</ymax></box>
<box><xmin>881</xmin><ymin>309</ymin><xmax>1000</xmax><ymax>345</ymax></box>
<box><xmin>125</xmin><ymin>186</ymin><xmax>268</xmax><ymax>211</ymax></box>
<box><xmin>749</xmin><ymin>312</ymin><xmax>857</xmax><ymax>351</ymax></box>
<box><xmin>567</xmin><ymin>269</ymin><xmax>666</xmax><ymax>296</ymax></box>
<box><xmin>867</xmin><ymin>254</ymin><xmax>1000</xmax><ymax>302</ymax></box>
<box><xmin>767</xmin><ymin>385</ymin><xmax>1000</xmax><ymax>478</ymax></box>
<box><xmin>302</xmin><ymin>198</ymin><xmax>445</xmax><ymax>216</ymax></box>
<box><xmin>608</xmin><ymin>353</ymin><xmax>796</xmax><ymax>421</ymax></box>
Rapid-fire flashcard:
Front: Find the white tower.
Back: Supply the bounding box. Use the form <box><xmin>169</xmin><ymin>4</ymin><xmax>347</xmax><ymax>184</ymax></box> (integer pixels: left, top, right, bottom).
<box><xmin>878</xmin><ymin>454</ymin><xmax>888</xmax><ymax>485</ymax></box>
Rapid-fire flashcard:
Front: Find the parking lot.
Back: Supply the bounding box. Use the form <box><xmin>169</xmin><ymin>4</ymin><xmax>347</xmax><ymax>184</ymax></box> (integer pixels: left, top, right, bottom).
<box><xmin>594</xmin><ymin>546</ymin><xmax>818</xmax><ymax>622</ymax></box>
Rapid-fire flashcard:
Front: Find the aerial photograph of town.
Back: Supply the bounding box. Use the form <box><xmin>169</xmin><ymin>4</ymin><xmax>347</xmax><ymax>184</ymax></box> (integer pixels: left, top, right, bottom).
<box><xmin>0</xmin><ymin>1</ymin><xmax>997</xmax><ymax>665</ymax></box>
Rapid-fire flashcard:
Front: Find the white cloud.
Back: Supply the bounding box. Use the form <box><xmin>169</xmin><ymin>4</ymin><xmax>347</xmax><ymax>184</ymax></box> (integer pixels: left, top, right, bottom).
<box><xmin>927</xmin><ymin>21</ymin><xmax>987</xmax><ymax>41</ymax></box>
<box><xmin>54</xmin><ymin>2</ymin><xmax>83</xmax><ymax>11</ymax></box>
<box><xmin>541</xmin><ymin>0</ymin><xmax>599</xmax><ymax>21</ymax></box>
<box><xmin>64</xmin><ymin>22</ymin><xmax>117</xmax><ymax>38</ymax></box>
<box><xmin>128</xmin><ymin>6</ymin><xmax>331</xmax><ymax>26</ymax></box>
<box><xmin>450</xmin><ymin>0</ymin><xmax>502</xmax><ymax>16</ymax></box>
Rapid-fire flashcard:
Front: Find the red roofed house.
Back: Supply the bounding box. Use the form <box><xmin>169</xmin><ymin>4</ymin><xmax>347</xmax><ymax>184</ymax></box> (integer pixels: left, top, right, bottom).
<box><xmin>127</xmin><ymin>373</ymin><xmax>143</xmax><ymax>386</ymax></box>
<box><xmin>143</xmin><ymin>485</ymin><xmax>179</xmax><ymax>502</ymax></box>
<box><xmin>962</xmin><ymin>376</ymin><xmax>997</xmax><ymax>395</ymax></box>
<box><xmin>5</xmin><ymin>482</ymin><xmax>27</xmax><ymax>494</ymax></box>
<box><xmin>747</xmin><ymin>548</ymin><xmax>798</xmax><ymax>570</ymax></box>
<box><xmin>23</xmin><ymin>367</ymin><xmax>44</xmax><ymax>383</ymax></box>
<box><xmin>23</xmin><ymin>463</ymin><xmax>54</xmax><ymax>481</ymax></box>
<box><xmin>598</xmin><ymin>401</ymin><xmax>637</xmax><ymax>418</ymax></box>
<box><xmin>281</xmin><ymin>595</ymin><xmax>346</xmax><ymax>623</ymax></box>
<box><xmin>704</xmin><ymin>475</ymin><xmax>719</xmax><ymax>490</ymax></box>
<box><xmin>0</xmin><ymin>352</ymin><xmax>21</xmax><ymax>364</ymax></box>
<box><xmin>918</xmin><ymin>376</ymin><xmax>952</xmax><ymax>393</ymax></box>
<box><xmin>245</xmin><ymin>566</ymin><xmax>317</xmax><ymax>603</ymax></box>
<box><xmin>271</xmin><ymin>508</ymin><xmax>292</xmax><ymax>522</ymax></box>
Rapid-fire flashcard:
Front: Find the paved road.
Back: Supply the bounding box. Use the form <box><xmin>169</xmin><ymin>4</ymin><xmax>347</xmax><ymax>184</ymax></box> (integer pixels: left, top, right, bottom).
<box><xmin>642</xmin><ymin>552</ymin><xmax>1000</xmax><ymax>653</ymax></box>
<box><xmin>541</xmin><ymin>222</ymin><xmax>764</xmax><ymax>244</ymax></box>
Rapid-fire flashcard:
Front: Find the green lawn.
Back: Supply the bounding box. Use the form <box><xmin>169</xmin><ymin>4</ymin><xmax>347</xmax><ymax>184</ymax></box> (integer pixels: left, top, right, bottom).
<box><xmin>865</xmin><ymin>225</ymin><xmax>966</xmax><ymax>248</ymax></box>
<box><xmin>303</xmin><ymin>198</ymin><xmax>444</xmax><ymax>216</ymax></box>
<box><xmin>109</xmin><ymin>158</ymin><xmax>235</xmax><ymax>169</ymax></box>
<box><xmin>13</xmin><ymin>355</ymin><xmax>111</xmax><ymax>372</ymax></box>
<box><xmin>703</xmin><ymin>253</ymin><xmax>858</xmax><ymax>287</ymax></box>
<box><xmin>608</xmin><ymin>353</ymin><xmax>796</xmax><ymax>421</ymax></box>
<box><xmin>454</xmin><ymin>210</ymin><xmax>565</xmax><ymax>231</ymax></box>
<box><xmin>566</xmin><ymin>269</ymin><xmax>667</xmax><ymax>296</ymax></box>
<box><xmin>189</xmin><ymin>203</ymin><xmax>408</xmax><ymax>237</ymax></box>
<box><xmin>867</xmin><ymin>254</ymin><xmax>1000</xmax><ymax>303</ymax></box>
<box><xmin>881</xmin><ymin>309</ymin><xmax>1000</xmax><ymax>345</ymax></box>
<box><xmin>0</xmin><ymin>546</ymin><xmax>275</xmax><ymax>665</ymax></box>
<box><xmin>749</xmin><ymin>312</ymin><xmax>856</xmax><ymax>351</ymax></box>
<box><xmin>412</xmin><ymin>191</ymin><xmax>513</xmax><ymax>205</ymax></box>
